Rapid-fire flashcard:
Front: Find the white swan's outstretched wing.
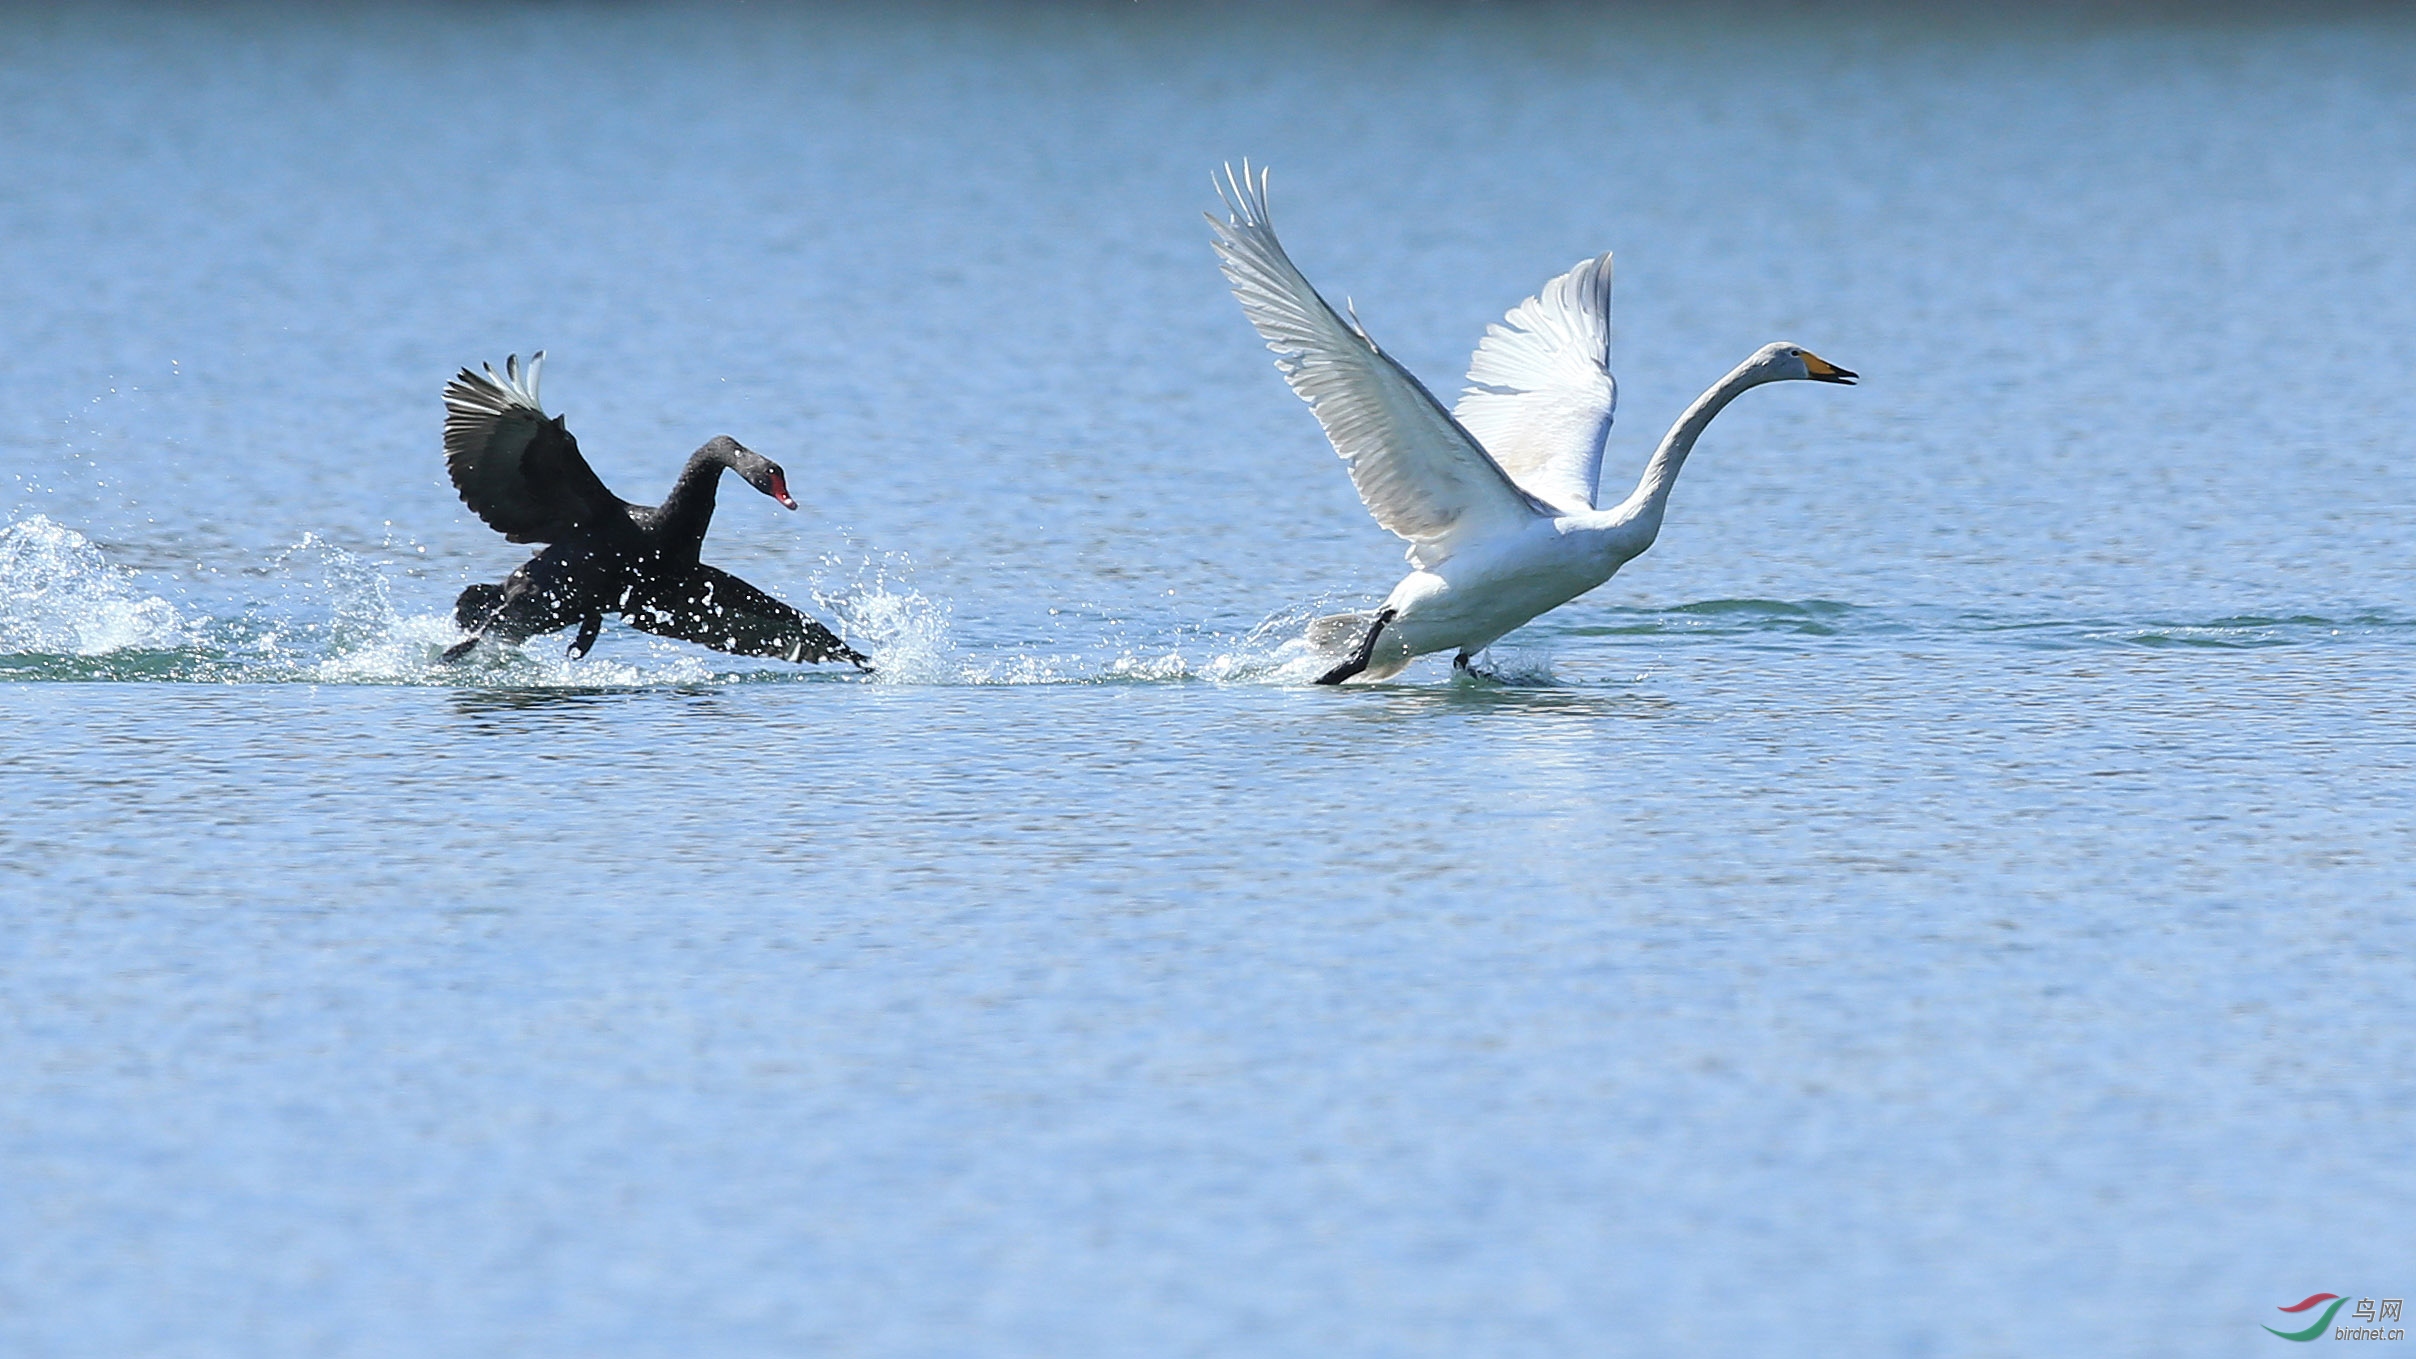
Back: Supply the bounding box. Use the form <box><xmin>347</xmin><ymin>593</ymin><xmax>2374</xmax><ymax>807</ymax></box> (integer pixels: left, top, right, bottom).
<box><xmin>1450</xmin><ymin>253</ymin><xmax>1617</xmax><ymax>514</ymax></box>
<box><xmin>1208</xmin><ymin>164</ymin><xmax>1543</xmax><ymax>568</ymax></box>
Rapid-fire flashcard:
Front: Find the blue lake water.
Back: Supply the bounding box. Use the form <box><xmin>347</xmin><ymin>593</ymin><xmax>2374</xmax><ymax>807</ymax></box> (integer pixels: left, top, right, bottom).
<box><xmin>3</xmin><ymin>4</ymin><xmax>2412</xmax><ymax>1355</ymax></box>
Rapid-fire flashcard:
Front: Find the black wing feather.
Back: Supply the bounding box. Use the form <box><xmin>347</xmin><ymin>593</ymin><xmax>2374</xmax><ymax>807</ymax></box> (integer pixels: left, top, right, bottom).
<box><xmin>622</xmin><ymin>564</ymin><xmax>866</xmax><ymax>667</ymax></box>
<box><xmin>442</xmin><ymin>354</ymin><xmax>624</xmax><ymax>544</ymax></box>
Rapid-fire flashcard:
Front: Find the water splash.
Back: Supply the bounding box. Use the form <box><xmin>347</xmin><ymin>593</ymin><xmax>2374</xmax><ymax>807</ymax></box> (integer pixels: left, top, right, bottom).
<box><xmin>829</xmin><ymin>582</ymin><xmax>956</xmax><ymax>684</ymax></box>
<box><xmin>811</xmin><ymin>552</ymin><xmax>1184</xmax><ymax>686</ymax></box>
<box><xmin>1448</xmin><ymin>645</ymin><xmax>1564</xmax><ymax>687</ymax></box>
<box><xmin>0</xmin><ymin>515</ymin><xmax>186</xmax><ymax>655</ymax></box>
<box><xmin>1184</xmin><ymin>599</ymin><xmax>1574</xmax><ymax>687</ymax></box>
<box><xmin>1195</xmin><ymin>598</ymin><xmax>1360</xmax><ymax>684</ymax></box>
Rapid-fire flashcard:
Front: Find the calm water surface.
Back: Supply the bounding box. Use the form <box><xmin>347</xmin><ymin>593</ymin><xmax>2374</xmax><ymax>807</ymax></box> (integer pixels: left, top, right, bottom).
<box><xmin>2</xmin><ymin>4</ymin><xmax>2411</xmax><ymax>1355</ymax></box>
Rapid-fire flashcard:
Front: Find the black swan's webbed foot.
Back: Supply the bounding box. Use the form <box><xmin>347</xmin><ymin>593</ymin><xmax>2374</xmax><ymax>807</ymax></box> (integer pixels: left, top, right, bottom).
<box><xmin>566</xmin><ymin>612</ymin><xmax>603</xmax><ymax>659</ymax></box>
<box><xmin>1314</xmin><ymin>608</ymin><xmax>1396</xmax><ymax>686</ymax></box>
<box><xmin>440</xmin><ymin>636</ymin><xmax>482</xmax><ymax>664</ymax></box>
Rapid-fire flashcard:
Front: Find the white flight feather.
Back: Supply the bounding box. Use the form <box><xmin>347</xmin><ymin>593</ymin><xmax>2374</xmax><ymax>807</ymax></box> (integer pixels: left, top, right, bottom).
<box><xmin>1451</xmin><ymin>254</ymin><xmax>1617</xmax><ymax>515</ymax></box>
<box><xmin>1207</xmin><ymin>162</ymin><xmax>1543</xmax><ymax>569</ymax></box>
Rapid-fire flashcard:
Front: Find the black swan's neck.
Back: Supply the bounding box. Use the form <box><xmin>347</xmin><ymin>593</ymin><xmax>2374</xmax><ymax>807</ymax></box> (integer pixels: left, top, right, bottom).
<box><xmin>654</xmin><ymin>445</ymin><xmax>735</xmax><ymax>554</ymax></box>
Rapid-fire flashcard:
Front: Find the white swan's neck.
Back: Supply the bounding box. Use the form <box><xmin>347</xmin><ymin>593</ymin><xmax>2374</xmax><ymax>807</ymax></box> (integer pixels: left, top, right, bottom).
<box><xmin>1604</xmin><ymin>358</ymin><xmax>1769</xmax><ymax>544</ymax></box>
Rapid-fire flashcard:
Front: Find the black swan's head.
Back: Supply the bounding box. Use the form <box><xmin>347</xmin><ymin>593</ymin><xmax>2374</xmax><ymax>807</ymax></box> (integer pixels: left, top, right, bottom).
<box><xmin>705</xmin><ymin>436</ymin><xmax>798</xmax><ymax>510</ymax></box>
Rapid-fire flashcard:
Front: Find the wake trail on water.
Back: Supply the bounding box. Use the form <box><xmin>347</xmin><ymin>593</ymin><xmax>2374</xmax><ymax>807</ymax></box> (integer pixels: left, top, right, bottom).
<box><xmin>0</xmin><ymin>514</ymin><xmax>1319</xmax><ymax>688</ymax></box>
<box><xmin>7</xmin><ymin>515</ymin><xmax>2416</xmax><ymax>688</ymax></box>
<box><xmin>0</xmin><ymin>514</ymin><xmax>950</xmax><ymax>687</ymax></box>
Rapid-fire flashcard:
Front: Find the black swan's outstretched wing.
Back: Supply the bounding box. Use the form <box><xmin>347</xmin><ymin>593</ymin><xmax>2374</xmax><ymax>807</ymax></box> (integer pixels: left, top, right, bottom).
<box><xmin>622</xmin><ymin>564</ymin><xmax>867</xmax><ymax>667</ymax></box>
<box><xmin>443</xmin><ymin>353</ymin><xmax>624</xmax><ymax>545</ymax></box>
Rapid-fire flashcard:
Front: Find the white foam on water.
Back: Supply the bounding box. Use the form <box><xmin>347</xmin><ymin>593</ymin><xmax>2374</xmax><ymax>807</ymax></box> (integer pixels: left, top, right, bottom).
<box><xmin>0</xmin><ymin>515</ymin><xmax>187</xmax><ymax>655</ymax></box>
<box><xmin>808</xmin><ymin>548</ymin><xmax>963</xmax><ymax>684</ymax></box>
<box><xmin>257</xmin><ymin>532</ymin><xmax>422</xmax><ymax>680</ymax></box>
<box><xmin>1452</xmin><ymin>643</ymin><xmax>1563</xmax><ymax>687</ymax></box>
<box><xmin>1104</xmin><ymin>650</ymin><xmax>1193</xmax><ymax>681</ymax></box>
<box><xmin>824</xmin><ymin>584</ymin><xmax>950</xmax><ymax>683</ymax></box>
<box><xmin>254</xmin><ymin>533</ymin><xmax>801</xmax><ymax>687</ymax></box>
<box><xmin>1192</xmin><ymin>598</ymin><xmax>1400</xmax><ymax>686</ymax></box>
<box><xmin>1180</xmin><ymin>598</ymin><xmax>1575</xmax><ymax>688</ymax></box>
<box><xmin>199</xmin><ymin>531</ymin><xmax>445</xmax><ymax>684</ymax></box>
<box><xmin>420</xmin><ymin>631</ymin><xmax>737</xmax><ymax>688</ymax></box>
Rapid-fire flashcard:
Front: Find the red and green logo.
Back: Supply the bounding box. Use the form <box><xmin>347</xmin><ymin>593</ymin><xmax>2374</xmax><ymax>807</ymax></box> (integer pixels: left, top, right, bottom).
<box><xmin>2267</xmin><ymin>1294</ymin><xmax>2347</xmax><ymax>1342</ymax></box>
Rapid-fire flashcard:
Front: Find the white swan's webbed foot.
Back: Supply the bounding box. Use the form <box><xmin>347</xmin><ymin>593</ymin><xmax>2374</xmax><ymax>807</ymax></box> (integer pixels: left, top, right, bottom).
<box><xmin>1315</xmin><ymin>607</ymin><xmax>1396</xmax><ymax>686</ymax></box>
<box><xmin>1452</xmin><ymin>649</ymin><xmax>1507</xmax><ymax>684</ymax></box>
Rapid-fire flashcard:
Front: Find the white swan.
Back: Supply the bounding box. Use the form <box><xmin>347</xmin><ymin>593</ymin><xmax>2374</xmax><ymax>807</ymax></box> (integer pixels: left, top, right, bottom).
<box><xmin>1208</xmin><ymin>164</ymin><xmax>1856</xmax><ymax>684</ymax></box>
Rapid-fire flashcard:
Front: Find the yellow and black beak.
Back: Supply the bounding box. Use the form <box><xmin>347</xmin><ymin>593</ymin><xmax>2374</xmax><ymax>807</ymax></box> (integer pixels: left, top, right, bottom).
<box><xmin>1803</xmin><ymin>351</ymin><xmax>1858</xmax><ymax>385</ymax></box>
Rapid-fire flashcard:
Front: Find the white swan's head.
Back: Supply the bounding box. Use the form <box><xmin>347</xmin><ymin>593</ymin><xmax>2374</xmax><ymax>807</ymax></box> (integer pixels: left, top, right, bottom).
<box><xmin>1747</xmin><ymin>343</ymin><xmax>1857</xmax><ymax>385</ymax></box>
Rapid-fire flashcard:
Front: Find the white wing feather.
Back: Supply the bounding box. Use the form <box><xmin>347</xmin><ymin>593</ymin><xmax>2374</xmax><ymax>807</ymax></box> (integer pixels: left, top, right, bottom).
<box><xmin>1208</xmin><ymin>164</ymin><xmax>1543</xmax><ymax>568</ymax></box>
<box><xmin>1451</xmin><ymin>253</ymin><xmax>1617</xmax><ymax>514</ymax></box>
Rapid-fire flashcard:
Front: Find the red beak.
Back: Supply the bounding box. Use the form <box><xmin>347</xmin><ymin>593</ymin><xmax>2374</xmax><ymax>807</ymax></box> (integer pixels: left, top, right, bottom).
<box><xmin>767</xmin><ymin>470</ymin><xmax>798</xmax><ymax>510</ymax></box>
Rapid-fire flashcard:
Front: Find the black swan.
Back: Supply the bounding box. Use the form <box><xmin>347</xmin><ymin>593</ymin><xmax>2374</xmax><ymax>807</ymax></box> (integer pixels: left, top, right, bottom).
<box><xmin>439</xmin><ymin>353</ymin><xmax>868</xmax><ymax>670</ymax></box>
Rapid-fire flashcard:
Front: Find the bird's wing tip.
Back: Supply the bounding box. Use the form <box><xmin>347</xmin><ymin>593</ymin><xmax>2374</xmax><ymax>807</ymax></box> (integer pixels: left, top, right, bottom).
<box><xmin>448</xmin><ymin>351</ymin><xmax>549</xmax><ymax>419</ymax></box>
<box><xmin>1212</xmin><ymin>159</ymin><xmax>1271</xmax><ymax>226</ymax></box>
